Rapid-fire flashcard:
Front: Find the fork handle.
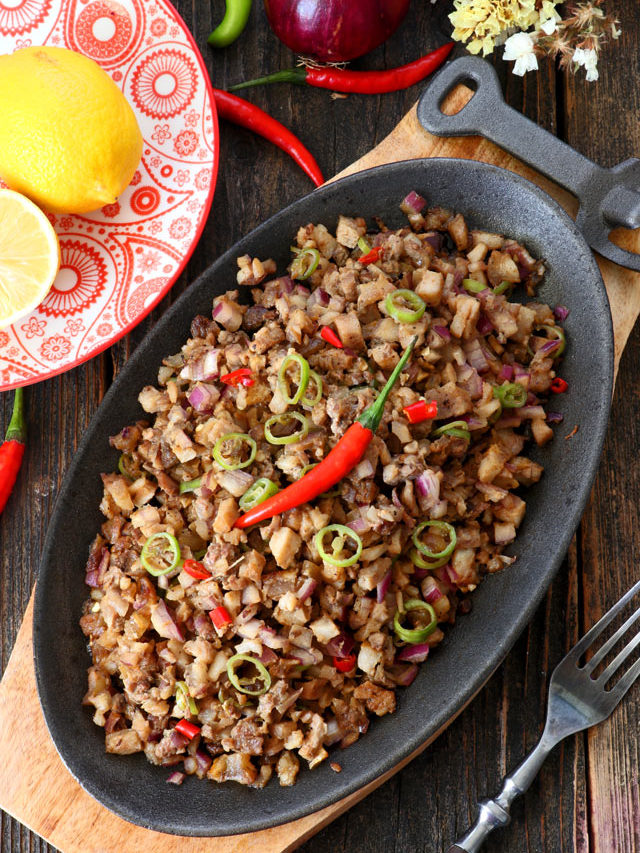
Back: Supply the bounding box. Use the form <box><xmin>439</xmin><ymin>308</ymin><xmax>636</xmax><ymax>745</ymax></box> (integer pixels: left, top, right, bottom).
<box><xmin>446</xmin><ymin>737</ymin><xmax>556</xmax><ymax>853</ymax></box>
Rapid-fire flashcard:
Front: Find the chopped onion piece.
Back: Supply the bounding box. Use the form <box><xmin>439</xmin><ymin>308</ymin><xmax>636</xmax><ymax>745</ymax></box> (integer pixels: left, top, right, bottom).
<box><xmin>397</xmin><ymin>642</ymin><xmax>430</xmax><ymax>663</ymax></box>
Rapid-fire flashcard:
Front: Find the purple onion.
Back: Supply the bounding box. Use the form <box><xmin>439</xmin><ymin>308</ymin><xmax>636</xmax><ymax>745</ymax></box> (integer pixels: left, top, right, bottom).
<box><xmin>297</xmin><ymin>577</ymin><xmax>318</xmax><ymax>602</ymax></box>
<box><xmin>150</xmin><ymin>600</ymin><xmax>184</xmax><ymax>641</ymax></box>
<box><xmin>498</xmin><ymin>363</ymin><xmax>514</xmax><ymax>382</ymax></box>
<box><xmin>464</xmin><ymin>338</ymin><xmax>489</xmax><ymax>373</ymax></box>
<box><xmin>432</xmin><ymin>324</ymin><xmax>451</xmax><ymax>341</ymax></box>
<box><xmin>166</xmin><ymin>771</ymin><xmax>186</xmax><ymax>785</ymax></box>
<box><xmin>456</xmin><ymin>363</ymin><xmax>483</xmax><ymax>399</ymax></box>
<box><xmin>324</xmin><ymin>718</ymin><xmax>344</xmax><ymax>747</ymax></box>
<box><xmin>415</xmin><ymin>470</ymin><xmax>440</xmax><ymax>501</ymax></box>
<box><xmin>518</xmin><ymin>405</ymin><xmax>547</xmax><ymax>419</ymax></box>
<box><xmin>258</xmin><ymin>626</ymin><xmax>288</xmax><ymax>649</ymax></box>
<box><xmin>376</xmin><ymin>570</ymin><xmax>392</xmax><ymax>603</ymax></box>
<box><xmin>195</xmin><ymin>750</ymin><xmax>212</xmax><ymax>776</ymax></box>
<box><xmin>180</xmin><ymin>349</ymin><xmax>220</xmax><ymax>382</ymax></box>
<box><xmin>422</xmin><ymin>576</ymin><xmax>444</xmax><ymax>604</ymax></box>
<box><xmin>546</xmin><ymin>411</ymin><xmax>564</xmax><ymax>424</ymax></box>
<box><xmin>278</xmin><ymin>275</ymin><xmax>294</xmax><ymax>294</ymax></box>
<box><xmin>476</xmin><ymin>313</ymin><xmax>494</xmax><ymax>336</ymax></box>
<box><xmin>424</xmin><ymin>233</ymin><xmax>443</xmax><ymax>252</ymax></box>
<box><xmin>187</xmin><ymin>382</ymin><xmax>220</xmax><ymax>413</ymax></box>
<box><xmin>538</xmin><ymin>338</ymin><xmax>561</xmax><ymax>356</ymax></box>
<box><xmin>554</xmin><ymin>304</ymin><xmax>570</xmax><ymax>321</ymax></box>
<box><xmin>389</xmin><ymin>663</ymin><xmax>419</xmax><ymax>686</ymax></box>
<box><xmin>325</xmin><ymin>631</ymin><xmax>355</xmax><ymax>659</ymax></box>
<box><xmin>259</xmin><ymin>646</ymin><xmax>279</xmax><ymax>665</ymax></box>
<box><xmin>401</xmin><ymin>191</ymin><xmax>426</xmax><ymax>214</ymax></box>
<box><xmin>397</xmin><ymin>643</ymin><xmax>430</xmax><ymax>663</ymax></box>
<box><xmin>346</xmin><ymin>514</ymin><xmax>371</xmax><ymax>534</ymax></box>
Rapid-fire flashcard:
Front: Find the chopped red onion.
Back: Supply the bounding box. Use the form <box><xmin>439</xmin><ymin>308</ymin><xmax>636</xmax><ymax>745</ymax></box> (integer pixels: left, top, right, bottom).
<box><xmin>187</xmin><ymin>382</ymin><xmax>220</xmax><ymax>413</ymax></box>
<box><xmin>518</xmin><ymin>405</ymin><xmax>546</xmax><ymax>419</ymax></box>
<box><xmin>258</xmin><ymin>626</ymin><xmax>288</xmax><ymax>649</ymax></box>
<box><xmin>212</xmin><ymin>300</ymin><xmax>242</xmax><ymax>329</ymax></box>
<box><xmin>324</xmin><ymin>717</ymin><xmax>344</xmax><ymax>746</ymax></box>
<box><xmin>546</xmin><ymin>411</ymin><xmax>564</xmax><ymax>424</ymax></box>
<box><xmin>388</xmin><ymin>663</ymin><xmax>419</xmax><ymax>687</ymax></box>
<box><xmin>424</xmin><ymin>233</ymin><xmax>443</xmax><ymax>252</ymax></box>
<box><xmin>180</xmin><ymin>349</ymin><xmax>220</xmax><ymax>382</ymax></box>
<box><xmin>422</xmin><ymin>576</ymin><xmax>444</xmax><ymax>604</ymax></box>
<box><xmin>236</xmin><ymin>618</ymin><xmax>264</xmax><ymax>639</ymax></box>
<box><xmin>325</xmin><ymin>631</ymin><xmax>355</xmax><ymax>659</ymax></box>
<box><xmin>236</xmin><ymin>604</ymin><xmax>259</xmax><ymax>624</ymax></box>
<box><xmin>376</xmin><ymin>570</ymin><xmax>392</xmax><ymax>603</ymax></box>
<box><xmin>296</xmin><ymin>284</ymin><xmax>310</xmax><ymax>295</ymax></box>
<box><xmin>464</xmin><ymin>338</ymin><xmax>489</xmax><ymax>373</ymax></box>
<box><xmin>193</xmin><ymin>612</ymin><xmax>214</xmax><ymax>636</ymax></box>
<box><xmin>289</xmin><ymin>646</ymin><xmax>322</xmax><ymax>666</ymax></box>
<box><xmin>166</xmin><ymin>771</ymin><xmax>186</xmax><ymax>785</ymax></box>
<box><xmin>554</xmin><ymin>304</ymin><xmax>570</xmax><ymax>322</ymax></box>
<box><xmin>275</xmin><ymin>275</ymin><xmax>294</xmax><ymax>294</ymax></box>
<box><xmin>150</xmin><ymin>599</ymin><xmax>184</xmax><ymax>641</ymax></box>
<box><xmin>444</xmin><ymin>563</ymin><xmax>459</xmax><ymax>586</ymax></box>
<box><xmin>259</xmin><ymin>646</ymin><xmax>278</xmax><ymax>665</ymax></box>
<box><xmin>397</xmin><ymin>642</ymin><xmax>430</xmax><ymax>663</ymax></box>
<box><xmin>456</xmin><ymin>363</ymin><xmax>483</xmax><ymax>399</ymax></box>
<box><xmin>391</xmin><ymin>488</ymin><xmax>403</xmax><ymax>509</ymax></box>
<box><xmin>308</xmin><ymin>287</ymin><xmax>330</xmax><ymax>309</ymax></box>
<box><xmin>538</xmin><ymin>338</ymin><xmax>561</xmax><ymax>356</ymax></box>
<box><xmin>401</xmin><ymin>191</ymin><xmax>427</xmax><ymax>214</ymax></box>
<box><xmin>412</xmin><ymin>566</ymin><xmax>429</xmax><ymax>580</ymax></box>
<box><xmin>86</xmin><ymin>548</ymin><xmax>109</xmax><ymax>588</ymax></box>
<box><xmin>476</xmin><ymin>313</ymin><xmax>494</xmax><ymax>335</ymax></box>
<box><xmin>498</xmin><ymin>363</ymin><xmax>514</xmax><ymax>382</ymax></box>
<box><xmin>297</xmin><ymin>577</ymin><xmax>318</xmax><ymax>602</ymax></box>
<box><xmin>346</xmin><ymin>513</ymin><xmax>371</xmax><ymax>534</ymax></box>
<box><xmin>432</xmin><ymin>324</ymin><xmax>451</xmax><ymax>341</ymax></box>
<box><xmin>195</xmin><ymin>750</ymin><xmax>212</xmax><ymax>777</ymax></box>
<box><xmin>415</xmin><ymin>469</ymin><xmax>440</xmax><ymax>502</ymax></box>
<box><xmin>217</xmin><ymin>469</ymin><xmax>254</xmax><ymax>497</ymax></box>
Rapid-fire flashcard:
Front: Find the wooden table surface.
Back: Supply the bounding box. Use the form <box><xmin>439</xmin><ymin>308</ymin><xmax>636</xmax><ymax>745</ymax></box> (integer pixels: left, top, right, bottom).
<box><xmin>2</xmin><ymin>2</ymin><xmax>640</xmax><ymax>851</ymax></box>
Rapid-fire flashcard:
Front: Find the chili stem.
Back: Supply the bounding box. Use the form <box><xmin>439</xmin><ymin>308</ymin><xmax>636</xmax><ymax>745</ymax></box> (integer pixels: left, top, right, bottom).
<box><xmin>5</xmin><ymin>387</ymin><xmax>25</xmax><ymax>442</ymax></box>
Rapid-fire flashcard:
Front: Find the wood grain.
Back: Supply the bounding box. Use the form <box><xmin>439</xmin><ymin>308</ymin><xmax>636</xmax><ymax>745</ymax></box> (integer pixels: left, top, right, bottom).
<box><xmin>3</xmin><ymin>1</ymin><xmax>640</xmax><ymax>851</ymax></box>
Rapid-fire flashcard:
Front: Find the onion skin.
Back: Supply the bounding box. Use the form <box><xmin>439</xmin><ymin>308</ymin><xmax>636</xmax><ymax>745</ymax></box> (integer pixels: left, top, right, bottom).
<box><xmin>263</xmin><ymin>0</ymin><xmax>410</xmax><ymax>62</ymax></box>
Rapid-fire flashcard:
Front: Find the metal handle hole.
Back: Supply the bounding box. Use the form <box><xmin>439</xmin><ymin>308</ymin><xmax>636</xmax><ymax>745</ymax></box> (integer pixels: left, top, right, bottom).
<box><xmin>440</xmin><ymin>78</ymin><xmax>478</xmax><ymax>116</ymax></box>
<box><xmin>609</xmin><ymin>226</ymin><xmax>640</xmax><ymax>257</ymax></box>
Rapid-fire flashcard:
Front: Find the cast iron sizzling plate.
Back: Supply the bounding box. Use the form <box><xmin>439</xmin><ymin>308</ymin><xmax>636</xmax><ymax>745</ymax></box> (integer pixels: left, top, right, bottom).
<box><xmin>34</xmin><ymin>159</ymin><xmax>613</xmax><ymax>836</ymax></box>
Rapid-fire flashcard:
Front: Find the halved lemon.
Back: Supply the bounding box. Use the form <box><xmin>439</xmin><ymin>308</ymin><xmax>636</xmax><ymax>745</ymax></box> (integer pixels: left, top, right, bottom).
<box><xmin>0</xmin><ymin>189</ymin><xmax>60</xmax><ymax>329</ymax></box>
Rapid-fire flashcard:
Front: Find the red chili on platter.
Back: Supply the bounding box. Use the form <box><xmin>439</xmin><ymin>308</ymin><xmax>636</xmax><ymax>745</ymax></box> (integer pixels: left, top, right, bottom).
<box><xmin>320</xmin><ymin>326</ymin><xmax>343</xmax><ymax>348</ymax></box>
<box><xmin>334</xmin><ymin>653</ymin><xmax>357</xmax><ymax>672</ymax></box>
<box><xmin>220</xmin><ymin>368</ymin><xmax>255</xmax><ymax>387</ymax></box>
<box><xmin>403</xmin><ymin>399</ymin><xmax>438</xmax><ymax>424</ymax></box>
<box><xmin>210</xmin><ymin>605</ymin><xmax>233</xmax><ymax>630</ymax></box>
<box><xmin>550</xmin><ymin>377</ymin><xmax>569</xmax><ymax>393</ymax></box>
<box><xmin>183</xmin><ymin>559</ymin><xmax>211</xmax><ymax>579</ymax></box>
<box><xmin>358</xmin><ymin>246</ymin><xmax>383</xmax><ymax>265</ymax></box>
<box><xmin>0</xmin><ymin>387</ymin><xmax>26</xmax><ymax>516</ymax></box>
<box><xmin>175</xmin><ymin>719</ymin><xmax>200</xmax><ymax>740</ymax></box>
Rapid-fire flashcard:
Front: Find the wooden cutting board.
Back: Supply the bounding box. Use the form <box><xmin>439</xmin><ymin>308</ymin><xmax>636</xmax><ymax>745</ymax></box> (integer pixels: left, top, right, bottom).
<box><xmin>2</xmin><ymin>87</ymin><xmax>639</xmax><ymax>853</ymax></box>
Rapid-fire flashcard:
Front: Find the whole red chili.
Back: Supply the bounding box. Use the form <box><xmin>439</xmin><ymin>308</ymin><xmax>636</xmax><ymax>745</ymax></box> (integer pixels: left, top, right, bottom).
<box><xmin>213</xmin><ymin>89</ymin><xmax>324</xmax><ymax>187</ymax></box>
<box><xmin>175</xmin><ymin>719</ymin><xmax>200</xmax><ymax>740</ymax></box>
<box><xmin>320</xmin><ymin>326</ymin><xmax>343</xmax><ymax>348</ymax></box>
<box><xmin>551</xmin><ymin>377</ymin><xmax>569</xmax><ymax>393</ymax></box>
<box><xmin>403</xmin><ymin>399</ymin><xmax>437</xmax><ymax>424</ymax></box>
<box><xmin>0</xmin><ymin>387</ymin><xmax>26</xmax><ymax>516</ymax></box>
<box><xmin>333</xmin><ymin>653</ymin><xmax>357</xmax><ymax>673</ymax></box>
<box><xmin>234</xmin><ymin>337</ymin><xmax>416</xmax><ymax>529</ymax></box>
<box><xmin>220</xmin><ymin>368</ymin><xmax>255</xmax><ymax>387</ymax></box>
<box><xmin>183</xmin><ymin>559</ymin><xmax>211</xmax><ymax>580</ymax></box>
<box><xmin>229</xmin><ymin>42</ymin><xmax>454</xmax><ymax>95</ymax></box>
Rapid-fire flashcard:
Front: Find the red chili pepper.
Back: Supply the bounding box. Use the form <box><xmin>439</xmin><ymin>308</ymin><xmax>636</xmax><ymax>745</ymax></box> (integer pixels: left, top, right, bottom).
<box><xmin>403</xmin><ymin>399</ymin><xmax>438</xmax><ymax>424</ymax></box>
<box><xmin>183</xmin><ymin>559</ymin><xmax>211</xmax><ymax>580</ymax></box>
<box><xmin>229</xmin><ymin>43</ymin><xmax>454</xmax><ymax>95</ymax></box>
<box><xmin>210</xmin><ymin>604</ymin><xmax>233</xmax><ymax>630</ymax></box>
<box><xmin>358</xmin><ymin>246</ymin><xmax>383</xmax><ymax>265</ymax></box>
<box><xmin>234</xmin><ymin>338</ymin><xmax>416</xmax><ymax>529</ymax></box>
<box><xmin>551</xmin><ymin>377</ymin><xmax>569</xmax><ymax>393</ymax></box>
<box><xmin>175</xmin><ymin>719</ymin><xmax>200</xmax><ymax>740</ymax></box>
<box><xmin>333</xmin><ymin>653</ymin><xmax>357</xmax><ymax>673</ymax></box>
<box><xmin>0</xmin><ymin>388</ymin><xmax>26</xmax><ymax>516</ymax></box>
<box><xmin>320</xmin><ymin>326</ymin><xmax>343</xmax><ymax>349</ymax></box>
<box><xmin>220</xmin><ymin>368</ymin><xmax>254</xmax><ymax>387</ymax></box>
<box><xmin>212</xmin><ymin>89</ymin><xmax>324</xmax><ymax>187</ymax></box>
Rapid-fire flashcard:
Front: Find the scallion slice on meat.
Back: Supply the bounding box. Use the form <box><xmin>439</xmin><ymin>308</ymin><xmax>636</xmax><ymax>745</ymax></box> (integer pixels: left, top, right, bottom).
<box><xmin>290</xmin><ymin>247</ymin><xmax>320</xmax><ymax>280</ymax></box>
<box><xmin>493</xmin><ymin>280</ymin><xmax>513</xmax><ymax>296</ymax></box>
<box><xmin>278</xmin><ymin>352</ymin><xmax>310</xmax><ymax>405</ymax></box>
<box><xmin>227</xmin><ymin>653</ymin><xmax>272</xmax><ymax>696</ymax></box>
<box><xmin>431</xmin><ymin>420</ymin><xmax>471</xmax><ymax>441</ymax></box>
<box><xmin>394</xmin><ymin>599</ymin><xmax>437</xmax><ymax>644</ymax></box>
<box><xmin>239</xmin><ymin>477</ymin><xmax>278</xmax><ymax>510</ymax></box>
<box><xmin>409</xmin><ymin>548</ymin><xmax>450</xmax><ymax>571</ymax></box>
<box><xmin>117</xmin><ymin>453</ymin><xmax>137</xmax><ymax>480</ymax></box>
<box><xmin>175</xmin><ymin>680</ymin><xmax>198</xmax><ymax>715</ymax></box>
<box><xmin>315</xmin><ymin>524</ymin><xmax>363</xmax><ymax>567</ymax></box>
<box><xmin>141</xmin><ymin>531</ymin><xmax>182</xmax><ymax>576</ymax></box>
<box><xmin>264</xmin><ymin>412</ymin><xmax>309</xmax><ymax>445</ymax></box>
<box><xmin>213</xmin><ymin>433</ymin><xmax>257</xmax><ymax>470</ymax></box>
<box><xmin>179</xmin><ymin>476</ymin><xmax>202</xmax><ymax>494</ymax></box>
<box><xmin>385</xmin><ymin>289</ymin><xmax>426</xmax><ymax>324</ymax></box>
<box><xmin>493</xmin><ymin>382</ymin><xmax>527</xmax><ymax>408</ymax></box>
<box><xmin>462</xmin><ymin>278</ymin><xmax>486</xmax><ymax>294</ymax></box>
<box><xmin>412</xmin><ymin>520</ymin><xmax>456</xmax><ymax>561</ymax></box>
<box><xmin>300</xmin><ymin>369</ymin><xmax>323</xmax><ymax>408</ymax></box>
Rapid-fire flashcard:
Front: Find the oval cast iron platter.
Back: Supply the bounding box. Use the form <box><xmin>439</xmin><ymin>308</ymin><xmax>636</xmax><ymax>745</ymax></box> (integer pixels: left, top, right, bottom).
<box><xmin>34</xmin><ymin>159</ymin><xmax>613</xmax><ymax>836</ymax></box>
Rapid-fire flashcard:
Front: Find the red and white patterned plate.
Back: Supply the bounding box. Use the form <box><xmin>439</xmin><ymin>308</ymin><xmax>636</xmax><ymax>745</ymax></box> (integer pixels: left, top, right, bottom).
<box><xmin>0</xmin><ymin>0</ymin><xmax>218</xmax><ymax>390</ymax></box>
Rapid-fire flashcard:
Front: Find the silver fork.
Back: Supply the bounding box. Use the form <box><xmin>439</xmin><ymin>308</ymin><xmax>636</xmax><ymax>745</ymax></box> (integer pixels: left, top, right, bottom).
<box><xmin>447</xmin><ymin>578</ymin><xmax>640</xmax><ymax>853</ymax></box>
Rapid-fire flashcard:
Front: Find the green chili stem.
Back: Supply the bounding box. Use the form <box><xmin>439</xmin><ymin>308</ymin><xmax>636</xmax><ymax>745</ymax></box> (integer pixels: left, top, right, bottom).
<box><xmin>229</xmin><ymin>67</ymin><xmax>307</xmax><ymax>91</ymax></box>
<box><xmin>5</xmin><ymin>387</ymin><xmax>25</xmax><ymax>443</ymax></box>
<box><xmin>358</xmin><ymin>337</ymin><xmax>416</xmax><ymax>433</ymax></box>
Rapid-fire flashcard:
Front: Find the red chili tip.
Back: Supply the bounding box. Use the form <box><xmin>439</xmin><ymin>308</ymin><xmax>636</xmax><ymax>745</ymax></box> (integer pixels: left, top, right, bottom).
<box><xmin>403</xmin><ymin>399</ymin><xmax>438</xmax><ymax>424</ymax></box>
<box><xmin>333</xmin><ymin>654</ymin><xmax>357</xmax><ymax>673</ymax></box>
<box><xmin>358</xmin><ymin>246</ymin><xmax>383</xmax><ymax>265</ymax></box>
<box><xmin>210</xmin><ymin>604</ymin><xmax>233</xmax><ymax>630</ymax></box>
<box><xmin>175</xmin><ymin>719</ymin><xmax>200</xmax><ymax>740</ymax></box>
<box><xmin>221</xmin><ymin>368</ymin><xmax>254</xmax><ymax>387</ymax></box>
<box><xmin>550</xmin><ymin>377</ymin><xmax>569</xmax><ymax>394</ymax></box>
<box><xmin>320</xmin><ymin>327</ymin><xmax>343</xmax><ymax>348</ymax></box>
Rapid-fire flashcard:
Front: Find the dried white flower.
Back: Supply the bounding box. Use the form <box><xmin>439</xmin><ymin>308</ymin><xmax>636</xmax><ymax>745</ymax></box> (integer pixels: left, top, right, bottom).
<box><xmin>503</xmin><ymin>32</ymin><xmax>539</xmax><ymax>75</ymax></box>
<box><xmin>573</xmin><ymin>46</ymin><xmax>599</xmax><ymax>81</ymax></box>
<box><xmin>540</xmin><ymin>17</ymin><xmax>557</xmax><ymax>34</ymax></box>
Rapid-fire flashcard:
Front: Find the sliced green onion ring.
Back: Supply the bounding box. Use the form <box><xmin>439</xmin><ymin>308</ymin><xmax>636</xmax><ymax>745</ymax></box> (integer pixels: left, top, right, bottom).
<box><xmin>301</xmin><ymin>369</ymin><xmax>323</xmax><ymax>408</ymax></box>
<box><xmin>412</xmin><ymin>520</ymin><xmax>457</xmax><ymax>560</ymax></box>
<box><xmin>393</xmin><ymin>599</ymin><xmax>437</xmax><ymax>644</ymax></box>
<box><xmin>264</xmin><ymin>412</ymin><xmax>309</xmax><ymax>445</ymax></box>
<box><xmin>462</xmin><ymin>278</ymin><xmax>486</xmax><ymax>294</ymax></box>
<box><xmin>409</xmin><ymin>548</ymin><xmax>450</xmax><ymax>571</ymax></box>
<box><xmin>278</xmin><ymin>352</ymin><xmax>310</xmax><ymax>405</ymax></box>
<box><xmin>175</xmin><ymin>680</ymin><xmax>198</xmax><ymax>715</ymax></box>
<box><xmin>141</xmin><ymin>531</ymin><xmax>182</xmax><ymax>576</ymax></box>
<box><xmin>213</xmin><ymin>433</ymin><xmax>257</xmax><ymax>470</ymax></box>
<box><xmin>315</xmin><ymin>524</ymin><xmax>362</xmax><ymax>567</ymax></box>
<box><xmin>239</xmin><ymin>477</ymin><xmax>278</xmax><ymax>511</ymax></box>
<box><xmin>385</xmin><ymin>289</ymin><xmax>426</xmax><ymax>324</ymax></box>
<box><xmin>493</xmin><ymin>382</ymin><xmax>527</xmax><ymax>408</ymax></box>
<box><xmin>226</xmin><ymin>653</ymin><xmax>272</xmax><ymax>696</ymax></box>
<box><xmin>179</xmin><ymin>476</ymin><xmax>202</xmax><ymax>494</ymax></box>
<box><xmin>493</xmin><ymin>280</ymin><xmax>513</xmax><ymax>296</ymax></box>
<box><xmin>291</xmin><ymin>247</ymin><xmax>320</xmax><ymax>280</ymax></box>
<box><xmin>431</xmin><ymin>420</ymin><xmax>471</xmax><ymax>441</ymax></box>
<box><xmin>118</xmin><ymin>453</ymin><xmax>138</xmax><ymax>480</ymax></box>
<box><xmin>540</xmin><ymin>324</ymin><xmax>566</xmax><ymax>358</ymax></box>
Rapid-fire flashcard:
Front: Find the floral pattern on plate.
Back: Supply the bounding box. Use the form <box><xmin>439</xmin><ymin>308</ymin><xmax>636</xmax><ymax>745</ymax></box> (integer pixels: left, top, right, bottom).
<box><xmin>0</xmin><ymin>0</ymin><xmax>218</xmax><ymax>390</ymax></box>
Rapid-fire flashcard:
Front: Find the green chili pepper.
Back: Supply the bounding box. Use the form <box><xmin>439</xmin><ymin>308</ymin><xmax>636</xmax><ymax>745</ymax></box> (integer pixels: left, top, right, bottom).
<box><xmin>412</xmin><ymin>520</ymin><xmax>456</xmax><ymax>560</ymax></box>
<box><xmin>179</xmin><ymin>476</ymin><xmax>202</xmax><ymax>494</ymax></box>
<box><xmin>493</xmin><ymin>280</ymin><xmax>513</xmax><ymax>296</ymax></box>
<box><xmin>290</xmin><ymin>247</ymin><xmax>320</xmax><ymax>280</ymax></box>
<box><xmin>239</xmin><ymin>477</ymin><xmax>278</xmax><ymax>510</ymax></box>
<box><xmin>462</xmin><ymin>278</ymin><xmax>486</xmax><ymax>294</ymax></box>
<box><xmin>315</xmin><ymin>523</ymin><xmax>362</xmax><ymax>567</ymax></box>
<box><xmin>208</xmin><ymin>0</ymin><xmax>252</xmax><ymax>48</ymax></box>
<box><xmin>409</xmin><ymin>548</ymin><xmax>450</xmax><ymax>571</ymax></box>
<box><xmin>141</xmin><ymin>531</ymin><xmax>182</xmax><ymax>576</ymax></box>
<box><xmin>118</xmin><ymin>453</ymin><xmax>138</xmax><ymax>480</ymax></box>
<box><xmin>226</xmin><ymin>653</ymin><xmax>271</xmax><ymax>696</ymax></box>
<box><xmin>393</xmin><ymin>599</ymin><xmax>437</xmax><ymax>644</ymax></box>
<box><xmin>264</xmin><ymin>412</ymin><xmax>309</xmax><ymax>445</ymax></box>
<box><xmin>301</xmin><ymin>369</ymin><xmax>323</xmax><ymax>408</ymax></box>
<box><xmin>493</xmin><ymin>382</ymin><xmax>527</xmax><ymax>408</ymax></box>
<box><xmin>213</xmin><ymin>433</ymin><xmax>257</xmax><ymax>470</ymax></box>
<box><xmin>431</xmin><ymin>420</ymin><xmax>471</xmax><ymax>441</ymax></box>
<box><xmin>385</xmin><ymin>289</ymin><xmax>426</xmax><ymax>324</ymax></box>
<box><xmin>175</xmin><ymin>680</ymin><xmax>198</xmax><ymax>715</ymax></box>
<box><xmin>278</xmin><ymin>352</ymin><xmax>310</xmax><ymax>405</ymax></box>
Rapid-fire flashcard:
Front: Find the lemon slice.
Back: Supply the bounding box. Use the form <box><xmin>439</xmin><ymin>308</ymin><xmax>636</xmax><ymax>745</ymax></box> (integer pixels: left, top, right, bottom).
<box><xmin>0</xmin><ymin>189</ymin><xmax>60</xmax><ymax>329</ymax></box>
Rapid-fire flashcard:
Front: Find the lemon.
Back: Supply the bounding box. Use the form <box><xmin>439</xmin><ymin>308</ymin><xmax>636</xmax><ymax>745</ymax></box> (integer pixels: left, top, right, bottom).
<box><xmin>0</xmin><ymin>46</ymin><xmax>143</xmax><ymax>214</ymax></box>
<box><xmin>0</xmin><ymin>189</ymin><xmax>60</xmax><ymax>329</ymax></box>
